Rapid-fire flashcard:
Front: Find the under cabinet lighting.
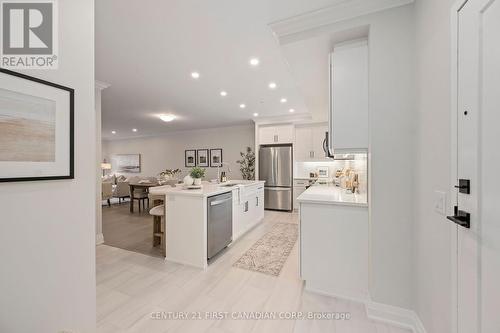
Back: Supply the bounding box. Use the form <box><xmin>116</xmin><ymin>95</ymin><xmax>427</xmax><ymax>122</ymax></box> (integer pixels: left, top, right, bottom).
<box><xmin>239</xmin><ymin>104</ymin><xmax>246</xmax><ymax>109</ymax></box>
<box><xmin>111</xmin><ymin>131</ymin><xmax>116</xmax><ymax>134</ymax></box>
<box><xmin>268</xmin><ymin>82</ymin><xmax>277</xmax><ymax>89</ymax></box>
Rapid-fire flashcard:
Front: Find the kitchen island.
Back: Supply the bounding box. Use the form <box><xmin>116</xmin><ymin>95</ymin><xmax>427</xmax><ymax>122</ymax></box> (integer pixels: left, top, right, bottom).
<box><xmin>149</xmin><ymin>180</ymin><xmax>265</xmax><ymax>269</ymax></box>
<box><xmin>298</xmin><ymin>185</ymin><xmax>369</xmax><ymax>301</ymax></box>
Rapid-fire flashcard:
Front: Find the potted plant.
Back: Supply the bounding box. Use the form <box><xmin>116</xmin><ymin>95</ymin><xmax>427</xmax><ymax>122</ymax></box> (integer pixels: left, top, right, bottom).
<box><xmin>190</xmin><ymin>166</ymin><xmax>206</xmax><ymax>186</ymax></box>
<box><xmin>236</xmin><ymin>147</ymin><xmax>255</xmax><ymax>180</ymax></box>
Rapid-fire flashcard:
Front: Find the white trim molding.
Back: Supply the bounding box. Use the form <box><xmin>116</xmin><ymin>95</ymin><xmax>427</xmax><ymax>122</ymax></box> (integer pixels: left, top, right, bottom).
<box><xmin>269</xmin><ymin>0</ymin><xmax>414</xmax><ymax>43</ymax></box>
<box><xmin>366</xmin><ymin>299</ymin><xmax>427</xmax><ymax>333</ymax></box>
<box><xmin>96</xmin><ymin>233</ymin><xmax>104</xmax><ymax>245</ymax></box>
<box><xmin>95</xmin><ymin>80</ymin><xmax>111</xmax><ymax>91</ymax></box>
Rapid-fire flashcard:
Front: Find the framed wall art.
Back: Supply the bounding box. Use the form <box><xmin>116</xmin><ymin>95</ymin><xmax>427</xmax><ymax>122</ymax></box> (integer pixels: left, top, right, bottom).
<box><xmin>0</xmin><ymin>69</ymin><xmax>74</xmax><ymax>182</ymax></box>
<box><xmin>111</xmin><ymin>154</ymin><xmax>141</xmax><ymax>173</ymax></box>
<box><xmin>197</xmin><ymin>149</ymin><xmax>209</xmax><ymax>167</ymax></box>
<box><xmin>185</xmin><ymin>150</ymin><xmax>196</xmax><ymax>167</ymax></box>
<box><xmin>210</xmin><ymin>149</ymin><xmax>223</xmax><ymax>167</ymax></box>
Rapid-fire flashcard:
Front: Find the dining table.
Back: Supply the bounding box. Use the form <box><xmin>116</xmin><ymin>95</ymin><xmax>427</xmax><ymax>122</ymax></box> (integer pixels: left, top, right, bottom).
<box><xmin>129</xmin><ymin>182</ymin><xmax>160</xmax><ymax>213</ymax></box>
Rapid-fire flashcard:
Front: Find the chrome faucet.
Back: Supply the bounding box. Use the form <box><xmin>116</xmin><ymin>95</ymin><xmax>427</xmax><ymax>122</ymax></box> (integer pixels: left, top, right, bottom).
<box><xmin>217</xmin><ymin>162</ymin><xmax>232</xmax><ymax>183</ymax></box>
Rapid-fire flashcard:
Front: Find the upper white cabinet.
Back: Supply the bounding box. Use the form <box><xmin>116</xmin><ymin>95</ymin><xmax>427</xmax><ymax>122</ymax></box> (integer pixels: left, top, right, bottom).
<box><xmin>329</xmin><ymin>39</ymin><xmax>369</xmax><ymax>153</ymax></box>
<box><xmin>294</xmin><ymin>123</ymin><xmax>328</xmax><ymax>161</ymax></box>
<box><xmin>259</xmin><ymin>124</ymin><xmax>294</xmax><ymax>145</ymax></box>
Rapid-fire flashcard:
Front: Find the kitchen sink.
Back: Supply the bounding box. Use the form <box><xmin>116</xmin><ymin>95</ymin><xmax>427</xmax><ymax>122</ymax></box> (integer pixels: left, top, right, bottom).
<box><xmin>219</xmin><ymin>182</ymin><xmax>245</xmax><ymax>187</ymax></box>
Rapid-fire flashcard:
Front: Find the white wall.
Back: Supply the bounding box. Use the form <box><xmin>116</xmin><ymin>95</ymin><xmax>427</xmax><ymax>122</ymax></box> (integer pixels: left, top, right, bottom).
<box><xmin>316</xmin><ymin>5</ymin><xmax>416</xmax><ymax>310</ymax></box>
<box><xmin>414</xmin><ymin>0</ymin><xmax>456</xmax><ymax>332</ymax></box>
<box><xmin>0</xmin><ymin>1</ymin><xmax>96</xmax><ymax>332</ymax></box>
<box><xmin>102</xmin><ymin>125</ymin><xmax>255</xmax><ymax>180</ymax></box>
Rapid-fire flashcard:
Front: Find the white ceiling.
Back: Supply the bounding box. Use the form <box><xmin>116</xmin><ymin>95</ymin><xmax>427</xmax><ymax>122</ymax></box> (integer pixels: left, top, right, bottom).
<box><xmin>96</xmin><ymin>0</ymin><xmax>344</xmax><ymax>139</ymax></box>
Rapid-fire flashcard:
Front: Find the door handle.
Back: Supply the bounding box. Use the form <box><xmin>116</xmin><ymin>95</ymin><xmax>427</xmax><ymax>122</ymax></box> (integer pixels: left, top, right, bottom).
<box><xmin>210</xmin><ymin>198</ymin><xmax>231</xmax><ymax>206</ymax></box>
<box><xmin>446</xmin><ymin>206</ymin><xmax>470</xmax><ymax>229</ymax></box>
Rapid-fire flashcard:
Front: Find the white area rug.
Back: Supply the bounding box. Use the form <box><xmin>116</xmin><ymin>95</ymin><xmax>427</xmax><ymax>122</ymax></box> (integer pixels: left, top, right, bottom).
<box><xmin>233</xmin><ymin>223</ymin><xmax>298</xmax><ymax>276</ymax></box>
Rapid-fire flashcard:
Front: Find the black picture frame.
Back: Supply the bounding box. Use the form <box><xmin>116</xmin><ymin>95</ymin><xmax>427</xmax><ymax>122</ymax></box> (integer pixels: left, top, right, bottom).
<box><xmin>210</xmin><ymin>149</ymin><xmax>223</xmax><ymax>167</ymax></box>
<box><xmin>0</xmin><ymin>68</ymin><xmax>74</xmax><ymax>183</ymax></box>
<box><xmin>197</xmin><ymin>149</ymin><xmax>209</xmax><ymax>167</ymax></box>
<box><xmin>185</xmin><ymin>150</ymin><xmax>197</xmax><ymax>167</ymax></box>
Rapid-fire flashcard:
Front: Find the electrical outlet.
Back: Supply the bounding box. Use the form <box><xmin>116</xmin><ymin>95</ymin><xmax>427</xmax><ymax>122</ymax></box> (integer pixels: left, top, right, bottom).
<box><xmin>434</xmin><ymin>191</ymin><xmax>447</xmax><ymax>215</ymax></box>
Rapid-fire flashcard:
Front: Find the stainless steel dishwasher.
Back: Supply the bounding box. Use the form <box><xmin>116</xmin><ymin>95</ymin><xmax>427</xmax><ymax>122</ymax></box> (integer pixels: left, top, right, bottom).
<box><xmin>207</xmin><ymin>192</ymin><xmax>233</xmax><ymax>260</ymax></box>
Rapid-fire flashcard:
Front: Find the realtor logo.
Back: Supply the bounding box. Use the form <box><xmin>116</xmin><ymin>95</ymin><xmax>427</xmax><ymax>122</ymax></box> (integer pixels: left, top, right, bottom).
<box><xmin>1</xmin><ymin>0</ymin><xmax>58</xmax><ymax>69</ymax></box>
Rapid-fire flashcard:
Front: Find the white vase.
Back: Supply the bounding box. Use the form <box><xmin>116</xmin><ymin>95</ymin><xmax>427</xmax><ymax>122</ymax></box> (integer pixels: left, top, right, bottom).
<box><xmin>193</xmin><ymin>178</ymin><xmax>202</xmax><ymax>186</ymax></box>
<box><xmin>183</xmin><ymin>175</ymin><xmax>194</xmax><ymax>186</ymax></box>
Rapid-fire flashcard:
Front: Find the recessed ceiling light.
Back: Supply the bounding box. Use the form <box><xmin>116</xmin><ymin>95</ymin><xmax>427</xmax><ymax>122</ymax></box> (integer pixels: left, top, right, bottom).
<box><xmin>289</xmin><ymin>108</ymin><xmax>295</xmax><ymax>113</ymax></box>
<box><xmin>249</xmin><ymin>58</ymin><xmax>260</xmax><ymax>66</ymax></box>
<box><xmin>132</xmin><ymin>128</ymin><xmax>138</xmax><ymax>132</ymax></box>
<box><xmin>159</xmin><ymin>114</ymin><xmax>176</xmax><ymax>122</ymax></box>
<box><xmin>268</xmin><ymin>82</ymin><xmax>277</xmax><ymax>89</ymax></box>
<box><xmin>191</xmin><ymin>72</ymin><xmax>200</xmax><ymax>79</ymax></box>
<box><xmin>111</xmin><ymin>130</ymin><xmax>116</xmax><ymax>134</ymax></box>
<box><xmin>253</xmin><ymin>113</ymin><xmax>259</xmax><ymax>117</ymax></box>
<box><xmin>280</xmin><ymin>98</ymin><xmax>287</xmax><ymax>103</ymax></box>
<box><xmin>239</xmin><ymin>104</ymin><xmax>246</xmax><ymax>109</ymax></box>
<box><xmin>220</xmin><ymin>91</ymin><xmax>227</xmax><ymax>97</ymax></box>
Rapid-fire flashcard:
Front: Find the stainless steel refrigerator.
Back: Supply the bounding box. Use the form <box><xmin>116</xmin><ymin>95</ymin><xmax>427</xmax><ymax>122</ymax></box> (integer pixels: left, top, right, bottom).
<box><xmin>259</xmin><ymin>145</ymin><xmax>293</xmax><ymax>211</ymax></box>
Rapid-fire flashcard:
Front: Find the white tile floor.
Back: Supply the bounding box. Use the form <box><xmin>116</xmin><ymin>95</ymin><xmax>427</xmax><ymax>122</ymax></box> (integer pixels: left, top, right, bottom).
<box><xmin>97</xmin><ymin>211</ymin><xmax>410</xmax><ymax>333</ymax></box>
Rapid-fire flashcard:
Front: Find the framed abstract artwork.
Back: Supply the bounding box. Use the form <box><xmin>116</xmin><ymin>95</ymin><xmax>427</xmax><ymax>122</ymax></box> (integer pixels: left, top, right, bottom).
<box><xmin>0</xmin><ymin>69</ymin><xmax>74</xmax><ymax>182</ymax></box>
<box><xmin>111</xmin><ymin>154</ymin><xmax>141</xmax><ymax>173</ymax></box>
<box><xmin>197</xmin><ymin>149</ymin><xmax>209</xmax><ymax>167</ymax></box>
<box><xmin>210</xmin><ymin>149</ymin><xmax>223</xmax><ymax>167</ymax></box>
<box><xmin>185</xmin><ymin>150</ymin><xmax>196</xmax><ymax>167</ymax></box>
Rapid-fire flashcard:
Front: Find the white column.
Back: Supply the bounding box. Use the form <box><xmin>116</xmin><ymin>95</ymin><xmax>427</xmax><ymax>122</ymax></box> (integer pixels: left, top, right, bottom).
<box><xmin>95</xmin><ymin>81</ymin><xmax>110</xmax><ymax>245</ymax></box>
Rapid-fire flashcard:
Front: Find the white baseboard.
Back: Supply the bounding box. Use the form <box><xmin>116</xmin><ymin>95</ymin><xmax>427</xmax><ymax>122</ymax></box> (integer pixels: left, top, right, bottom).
<box><xmin>365</xmin><ymin>299</ymin><xmax>427</xmax><ymax>333</ymax></box>
<box><xmin>304</xmin><ymin>283</ymin><xmax>370</xmax><ymax>305</ymax></box>
<box><xmin>96</xmin><ymin>233</ymin><xmax>104</xmax><ymax>245</ymax></box>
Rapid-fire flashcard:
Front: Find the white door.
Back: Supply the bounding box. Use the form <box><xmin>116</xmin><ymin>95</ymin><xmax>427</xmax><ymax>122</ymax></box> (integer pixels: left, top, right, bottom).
<box><xmin>453</xmin><ymin>0</ymin><xmax>500</xmax><ymax>332</ymax></box>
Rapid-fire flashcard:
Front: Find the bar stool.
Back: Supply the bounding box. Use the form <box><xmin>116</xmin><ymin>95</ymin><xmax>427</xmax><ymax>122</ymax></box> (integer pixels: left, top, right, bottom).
<box><xmin>149</xmin><ymin>204</ymin><xmax>165</xmax><ymax>255</ymax></box>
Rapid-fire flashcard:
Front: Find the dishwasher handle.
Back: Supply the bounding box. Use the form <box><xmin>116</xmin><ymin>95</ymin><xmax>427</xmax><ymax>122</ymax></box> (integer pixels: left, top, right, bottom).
<box><xmin>210</xmin><ymin>198</ymin><xmax>232</xmax><ymax>206</ymax></box>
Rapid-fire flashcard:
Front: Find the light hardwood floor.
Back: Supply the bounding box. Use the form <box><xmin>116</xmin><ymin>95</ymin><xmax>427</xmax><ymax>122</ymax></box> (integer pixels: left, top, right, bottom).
<box><xmin>102</xmin><ymin>200</ymin><xmax>163</xmax><ymax>258</ymax></box>
<box><xmin>97</xmin><ymin>211</ymin><xmax>410</xmax><ymax>333</ymax></box>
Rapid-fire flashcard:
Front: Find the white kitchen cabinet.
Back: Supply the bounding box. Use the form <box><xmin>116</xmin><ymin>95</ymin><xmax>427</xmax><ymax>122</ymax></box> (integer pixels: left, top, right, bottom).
<box><xmin>300</xmin><ymin>201</ymin><xmax>369</xmax><ymax>301</ymax></box>
<box><xmin>294</xmin><ymin>126</ymin><xmax>312</xmax><ymax>160</ymax></box>
<box><xmin>293</xmin><ymin>179</ymin><xmax>311</xmax><ymax>211</ymax></box>
<box><xmin>259</xmin><ymin>124</ymin><xmax>294</xmax><ymax>145</ymax></box>
<box><xmin>294</xmin><ymin>123</ymin><xmax>328</xmax><ymax>161</ymax></box>
<box><xmin>232</xmin><ymin>184</ymin><xmax>264</xmax><ymax>241</ymax></box>
<box><xmin>329</xmin><ymin>39</ymin><xmax>369</xmax><ymax>153</ymax></box>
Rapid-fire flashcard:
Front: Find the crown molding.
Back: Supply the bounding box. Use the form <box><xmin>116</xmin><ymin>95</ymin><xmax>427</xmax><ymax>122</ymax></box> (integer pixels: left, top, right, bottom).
<box><xmin>253</xmin><ymin>113</ymin><xmax>313</xmax><ymax>125</ymax></box>
<box><xmin>269</xmin><ymin>0</ymin><xmax>414</xmax><ymax>42</ymax></box>
<box><xmin>95</xmin><ymin>80</ymin><xmax>111</xmax><ymax>91</ymax></box>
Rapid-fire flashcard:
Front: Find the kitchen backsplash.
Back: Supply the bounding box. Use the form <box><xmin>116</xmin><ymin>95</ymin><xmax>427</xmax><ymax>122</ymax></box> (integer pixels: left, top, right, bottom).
<box><xmin>294</xmin><ymin>154</ymin><xmax>368</xmax><ymax>194</ymax></box>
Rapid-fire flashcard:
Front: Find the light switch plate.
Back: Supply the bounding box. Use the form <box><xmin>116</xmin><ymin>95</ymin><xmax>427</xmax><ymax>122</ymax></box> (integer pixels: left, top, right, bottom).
<box><xmin>434</xmin><ymin>191</ymin><xmax>447</xmax><ymax>215</ymax></box>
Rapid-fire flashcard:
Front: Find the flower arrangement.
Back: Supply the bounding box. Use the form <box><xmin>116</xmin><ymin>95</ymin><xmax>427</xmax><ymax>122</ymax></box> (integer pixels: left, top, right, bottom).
<box><xmin>236</xmin><ymin>147</ymin><xmax>255</xmax><ymax>180</ymax></box>
<box><xmin>190</xmin><ymin>166</ymin><xmax>206</xmax><ymax>179</ymax></box>
<box><xmin>159</xmin><ymin>168</ymin><xmax>182</xmax><ymax>179</ymax></box>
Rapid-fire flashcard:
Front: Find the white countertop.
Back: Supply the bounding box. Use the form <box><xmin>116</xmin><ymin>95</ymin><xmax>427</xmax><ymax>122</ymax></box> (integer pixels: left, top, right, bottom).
<box><xmin>297</xmin><ymin>184</ymin><xmax>368</xmax><ymax>207</ymax></box>
<box><xmin>149</xmin><ymin>180</ymin><xmax>265</xmax><ymax>198</ymax></box>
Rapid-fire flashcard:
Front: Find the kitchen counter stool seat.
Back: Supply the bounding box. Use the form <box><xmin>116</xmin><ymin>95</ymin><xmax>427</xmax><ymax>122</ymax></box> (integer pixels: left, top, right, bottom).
<box><xmin>149</xmin><ymin>205</ymin><xmax>165</xmax><ymax>255</ymax></box>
